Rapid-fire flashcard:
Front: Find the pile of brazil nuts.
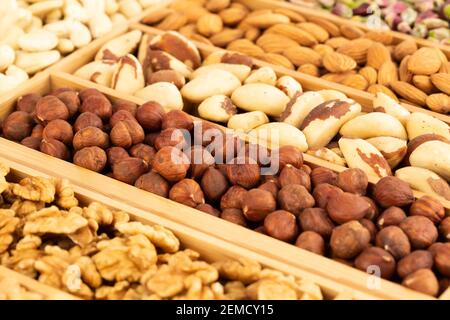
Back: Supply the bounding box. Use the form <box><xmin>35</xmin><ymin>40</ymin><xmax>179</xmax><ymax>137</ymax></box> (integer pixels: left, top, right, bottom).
<box><xmin>141</xmin><ymin>0</ymin><xmax>450</xmax><ymax>114</ymax></box>
<box><xmin>0</xmin><ymin>163</ymin><xmax>328</xmax><ymax>300</ymax></box>
<box><xmin>1</xmin><ymin>88</ymin><xmax>450</xmax><ymax>296</ymax></box>
<box><xmin>0</xmin><ymin>0</ymin><xmax>161</xmax><ymax>95</ymax></box>
<box><xmin>70</xmin><ymin>31</ymin><xmax>450</xmax><ymax>196</ymax></box>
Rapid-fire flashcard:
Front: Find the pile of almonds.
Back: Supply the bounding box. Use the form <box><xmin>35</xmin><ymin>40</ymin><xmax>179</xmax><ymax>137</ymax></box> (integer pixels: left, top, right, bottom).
<box><xmin>142</xmin><ymin>0</ymin><xmax>450</xmax><ymax>113</ymax></box>
<box><xmin>1</xmin><ymin>86</ymin><xmax>449</xmax><ymax>296</ymax></box>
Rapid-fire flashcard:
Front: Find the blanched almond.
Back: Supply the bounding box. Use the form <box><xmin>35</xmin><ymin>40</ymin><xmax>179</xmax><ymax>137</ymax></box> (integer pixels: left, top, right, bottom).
<box><xmin>249</xmin><ymin>122</ymin><xmax>308</xmax><ymax>151</ymax></box>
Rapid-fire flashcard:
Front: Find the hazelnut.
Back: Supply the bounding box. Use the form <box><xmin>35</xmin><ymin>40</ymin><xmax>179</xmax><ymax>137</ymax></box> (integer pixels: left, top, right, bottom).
<box><xmin>169</xmin><ymin>178</ymin><xmax>205</xmax><ymax>208</ymax></box>
<box><xmin>375</xmin><ymin>226</ymin><xmax>411</xmax><ymax>259</ymax></box>
<box><xmin>220</xmin><ymin>186</ymin><xmax>247</xmax><ymax>210</ymax></box>
<box><xmin>130</xmin><ymin>144</ymin><xmax>156</xmax><ymax>164</ymax></box>
<box><xmin>152</xmin><ymin>146</ymin><xmax>190</xmax><ymax>182</ymax></box>
<box><xmin>242</xmin><ymin>189</ymin><xmax>276</xmax><ymax>222</ymax></box>
<box><xmin>113</xmin><ymin>157</ymin><xmax>149</xmax><ymax>185</ymax></box>
<box><xmin>355</xmin><ymin>247</ymin><xmax>396</xmax><ymax>279</ymax></box>
<box><xmin>79</xmin><ymin>88</ymin><xmax>103</xmax><ymax>101</ymax></box>
<box><xmin>400</xmin><ymin>216</ymin><xmax>438</xmax><ymax>249</ymax></box>
<box><xmin>189</xmin><ymin>146</ymin><xmax>215</xmax><ymax>179</ymax></box>
<box><xmin>301</xmin><ymin>164</ymin><xmax>312</xmax><ymax>175</ymax></box>
<box><xmin>299</xmin><ymin>208</ymin><xmax>334</xmax><ymax>239</ymax></box>
<box><xmin>148</xmin><ymin>70</ymin><xmax>185</xmax><ymax>88</ymax></box>
<box><xmin>135</xmin><ymin>171</ymin><xmax>169</xmax><ymax>198</ymax></box>
<box><xmin>337</xmin><ymin>168</ymin><xmax>368</xmax><ymax>195</ymax></box>
<box><xmin>311</xmin><ymin>167</ymin><xmax>338</xmax><ymax>187</ymax></box>
<box><xmin>278</xmin><ymin>184</ymin><xmax>315</xmax><ymax>215</ymax></box>
<box><xmin>272</xmin><ymin>145</ymin><xmax>303</xmax><ymax>170</ymax></box>
<box><xmin>35</xmin><ymin>96</ymin><xmax>69</xmax><ymax>124</ymax></box>
<box><xmin>330</xmin><ymin>221</ymin><xmax>371</xmax><ymax>259</ymax></box>
<box><xmin>279</xmin><ymin>165</ymin><xmax>311</xmax><ymax>190</ymax></box>
<box><xmin>200</xmin><ymin>167</ymin><xmax>229</xmax><ymax>202</ymax></box>
<box><xmin>74</xmin><ymin>112</ymin><xmax>103</xmax><ymax>132</ymax></box>
<box><xmin>31</xmin><ymin>124</ymin><xmax>44</xmax><ymax>138</ymax></box>
<box><xmin>435</xmin><ymin>247</ymin><xmax>450</xmax><ymax>277</ymax></box>
<box><xmin>112</xmin><ymin>100</ymin><xmax>137</xmax><ymax>116</ymax></box>
<box><xmin>55</xmin><ymin>90</ymin><xmax>80</xmax><ymax>117</ymax></box>
<box><xmin>196</xmin><ymin>203</ymin><xmax>220</xmax><ymax>217</ymax></box>
<box><xmin>226</xmin><ymin>157</ymin><xmax>260</xmax><ymax>189</ymax></box>
<box><xmin>110</xmin><ymin>110</ymin><xmax>136</xmax><ymax>128</ymax></box>
<box><xmin>145</xmin><ymin>132</ymin><xmax>159</xmax><ymax>146</ymax></box>
<box><xmin>161</xmin><ymin>110</ymin><xmax>193</xmax><ymax>131</ymax></box>
<box><xmin>110</xmin><ymin>120</ymin><xmax>145</xmax><ymax>148</ymax></box>
<box><xmin>17</xmin><ymin>93</ymin><xmax>41</xmax><ymax>114</ymax></box>
<box><xmin>40</xmin><ymin>138</ymin><xmax>70</xmax><ymax>160</ymax></box>
<box><xmin>373</xmin><ymin>176</ymin><xmax>414</xmax><ymax>208</ymax></box>
<box><xmin>2</xmin><ymin>111</ymin><xmax>33</xmax><ymax>141</ymax></box>
<box><xmin>402</xmin><ymin>269</ymin><xmax>439</xmax><ymax>297</ymax></box>
<box><xmin>135</xmin><ymin>101</ymin><xmax>165</xmax><ymax>131</ymax></box>
<box><xmin>363</xmin><ymin>197</ymin><xmax>379</xmax><ymax>220</ymax></box>
<box><xmin>73</xmin><ymin>126</ymin><xmax>109</xmax><ymax>150</ymax></box>
<box><xmin>80</xmin><ymin>94</ymin><xmax>112</xmax><ymax>120</ymax></box>
<box><xmin>327</xmin><ymin>192</ymin><xmax>371</xmax><ymax>224</ymax></box>
<box><xmin>439</xmin><ymin>217</ymin><xmax>450</xmax><ymax>241</ymax></box>
<box><xmin>410</xmin><ymin>196</ymin><xmax>445</xmax><ymax>224</ymax></box>
<box><xmin>193</xmin><ymin>121</ymin><xmax>223</xmax><ymax>147</ymax></box>
<box><xmin>439</xmin><ymin>278</ymin><xmax>450</xmax><ymax>295</ymax></box>
<box><xmin>377</xmin><ymin>207</ymin><xmax>406</xmax><ymax>228</ymax></box>
<box><xmin>220</xmin><ymin>208</ymin><xmax>247</xmax><ymax>227</ymax></box>
<box><xmin>359</xmin><ymin>218</ymin><xmax>377</xmax><ymax>242</ymax></box>
<box><xmin>258</xmin><ymin>181</ymin><xmax>278</xmax><ymax>199</ymax></box>
<box><xmin>263</xmin><ymin>210</ymin><xmax>298</xmax><ymax>242</ymax></box>
<box><xmin>262</xmin><ymin>175</ymin><xmax>280</xmax><ymax>187</ymax></box>
<box><xmin>254</xmin><ymin>226</ymin><xmax>267</xmax><ymax>234</ymax></box>
<box><xmin>73</xmin><ymin>146</ymin><xmax>107</xmax><ymax>172</ymax></box>
<box><xmin>42</xmin><ymin>119</ymin><xmax>73</xmax><ymax>145</ymax></box>
<box><xmin>428</xmin><ymin>242</ymin><xmax>450</xmax><ymax>258</ymax></box>
<box><xmin>107</xmin><ymin>147</ymin><xmax>129</xmax><ymax>169</ymax></box>
<box><xmin>154</xmin><ymin>128</ymin><xmax>188</xmax><ymax>150</ymax></box>
<box><xmin>312</xmin><ymin>183</ymin><xmax>343</xmax><ymax>209</ymax></box>
<box><xmin>244</xmin><ymin>143</ymin><xmax>271</xmax><ymax>166</ymax></box>
<box><xmin>208</xmin><ymin>135</ymin><xmax>243</xmax><ymax>163</ymax></box>
<box><xmin>50</xmin><ymin>87</ymin><xmax>72</xmax><ymax>96</ymax></box>
<box><xmin>397</xmin><ymin>250</ymin><xmax>434</xmax><ymax>279</ymax></box>
<box><xmin>21</xmin><ymin>136</ymin><xmax>41</xmax><ymax>150</ymax></box>
<box><xmin>295</xmin><ymin>231</ymin><xmax>325</xmax><ymax>255</ymax></box>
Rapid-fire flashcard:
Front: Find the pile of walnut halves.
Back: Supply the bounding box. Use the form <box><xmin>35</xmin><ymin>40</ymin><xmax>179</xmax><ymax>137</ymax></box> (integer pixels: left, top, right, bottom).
<box><xmin>0</xmin><ymin>162</ymin><xmax>326</xmax><ymax>300</ymax></box>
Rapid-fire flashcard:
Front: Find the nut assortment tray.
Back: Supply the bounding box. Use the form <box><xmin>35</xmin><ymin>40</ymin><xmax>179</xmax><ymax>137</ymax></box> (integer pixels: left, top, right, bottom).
<box><xmin>0</xmin><ymin>0</ymin><xmax>449</xmax><ymax>300</ymax></box>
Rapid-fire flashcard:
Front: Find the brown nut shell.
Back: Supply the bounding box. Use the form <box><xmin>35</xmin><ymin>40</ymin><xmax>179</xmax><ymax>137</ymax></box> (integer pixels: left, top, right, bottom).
<box><xmin>113</xmin><ymin>157</ymin><xmax>149</xmax><ymax>185</ymax></box>
<box><xmin>279</xmin><ymin>164</ymin><xmax>311</xmax><ymax>190</ymax></box>
<box><xmin>337</xmin><ymin>168</ymin><xmax>368</xmax><ymax>195</ymax></box>
<box><xmin>201</xmin><ymin>167</ymin><xmax>229</xmax><ymax>202</ymax></box>
<box><xmin>299</xmin><ymin>208</ymin><xmax>334</xmax><ymax>239</ymax></box>
<box><xmin>377</xmin><ymin>207</ymin><xmax>407</xmax><ymax>228</ymax></box>
<box><xmin>74</xmin><ymin>112</ymin><xmax>103</xmax><ymax>132</ymax></box>
<box><xmin>220</xmin><ymin>185</ymin><xmax>247</xmax><ymax>210</ymax></box>
<box><xmin>80</xmin><ymin>94</ymin><xmax>112</xmax><ymax>120</ymax></box>
<box><xmin>330</xmin><ymin>221</ymin><xmax>371</xmax><ymax>259</ymax></box>
<box><xmin>295</xmin><ymin>231</ymin><xmax>325</xmax><ymax>255</ymax></box>
<box><xmin>376</xmin><ymin>226</ymin><xmax>411</xmax><ymax>259</ymax></box>
<box><xmin>129</xmin><ymin>144</ymin><xmax>156</xmax><ymax>164</ymax></box>
<box><xmin>313</xmin><ymin>183</ymin><xmax>344</xmax><ymax>209</ymax></box>
<box><xmin>2</xmin><ymin>111</ymin><xmax>33</xmax><ymax>141</ymax></box>
<box><xmin>42</xmin><ymin>119</ymin><xmax>73</xmax><ymax>145</ymax></box>
<box><xmin>226</xmin><ymin>156</ymin><xmax>260</xmax><ymax>189</ymax></box>
<box><xmin>35</xmin><ymin>96</ymin><xmax>69</xmax><ymax>124</ymax></box>
<box><xmin>135</xmin><ymin>171</ymin><xmax>169</xmax><ymax>198</ymax></box>
<box><xmin>402</xmin><ymin>269</ymin><xmax>439</xmax><ymax>297</ymax></box>
<box><xmin>373</xmin><ymin>176</ymin><xmax>414</xmax><ymax>208</ymax></box>
<box><xmin>110</xmin><ymin>120</ymin><xmax>145</xmax><ymax>148</ymax></box>
<box><xmin>220</xmin><ymin>208</ymin><xmax>247</xmax><ymax>227</ymax></box>
<box><xmin>196</xmin><ymin>203</ymin><xmax>220</xmax><ymax>217</ymax></box>
<box><xmin>169</xmin><ymin>178</ymin><xmax>205</xmax><ymax>208</ymax></box>
<box><xmin>278</xmin><ymin>184</ymin><xmax>315</xmax><ymax>216</ymax></box>
<box><xmin>40</xmin><ymin>138</ymin><xmax>70</xmax><ymax>160</ymax></box>
<box><xmin>399</xmin><ymin>216</ymin><xmax>438</xmax><ymax>249</ymax></box>
<box><xmin>265</xmin><ymin>210</ymin><xmax>299</xmax><ymax>242</ymax></box>
<box><xmin>410</xmin><ymin>196</ymin><xmax>445</xmax><ymax>224</ymax></box>
<box><xmin>152</xmin><ymin>146</ymin><xmax>190</xmax><ymax>182</ymax></box>
<box><xmin>327</xmin><ymin>192</ymin><xmax>371</xmax><ymax>224</ymax></box>
<box><xmin>189</xmin><ymin>146</ymin><xmax>215</xmax><ymax>179</ymax></box>
<box><xmin>311</xmin><ymin>167</ymin><xmax>338</xmax><ymax>187</ymax></box>
<box><xmin>242</xmin><ymin>189</ymin><xmax>276</xmax><ymax>222</ymax></box>
<box><xmin>107</xmin><ymin>147</ymin><xmax>129</xmax><ymax>169</ymax></box>
<box><xmin>21</xmin><ymin>136</ymin><xmax>41</xmax><ymax>150</ymax></box>
<box><xmin>73</xmin><ymin>146</ymin><xmax>107</xmax><ymax>172</ymax></box>
<box><xmin>397</xmin><ymin>250</ymin><xmax>434</xmax><ymax>279</ymax></box>
<box><xmin>73</xmin><ymin>126</ymin><xmax>109</xmax><ymax>150</ymax></box>
<box><xmin>136</xmin><ymin>101</ymin><xmax>165</xmax><ymax>131</ymax></box>
<box><xmin>161</xmin><ymin>110</ymin><xmax>194</xmax><ymax>131</ymax></box>
<box><xmin>355</xmin><ymin>247</ymin><xmax>396</xmax><ymax>279</ymax></box>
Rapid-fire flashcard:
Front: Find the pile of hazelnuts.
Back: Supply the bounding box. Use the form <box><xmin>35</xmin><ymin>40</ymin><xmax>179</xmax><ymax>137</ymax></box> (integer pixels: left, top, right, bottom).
<box><xmin>2</xmin><ymin>87</ymin><xmax>450</xmax><ymax>297</ymax></box>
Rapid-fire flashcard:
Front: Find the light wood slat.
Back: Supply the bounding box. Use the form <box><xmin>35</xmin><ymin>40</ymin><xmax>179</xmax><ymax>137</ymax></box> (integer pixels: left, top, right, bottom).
<box><xmin>440</xmin><ymin>287</ymin><xmax>450</xmax><ymax>300</ymax></box>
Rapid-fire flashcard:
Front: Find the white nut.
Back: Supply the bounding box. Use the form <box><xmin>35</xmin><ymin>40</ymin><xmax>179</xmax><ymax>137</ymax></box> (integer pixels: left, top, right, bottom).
<box><xmin>301</xmin><ymin>99</ymin><xmax>361</xmax><ymax>149</ymax></box>
<box><xmin>111</xmin><ymin>54</ymin><xmax>145</xmax><ymax>94</ymax></box>
<box><xmin>0</xmin><ymin>65</ymin><xmax>29</xmax><ymax>95</ymax></box>
<box><xmin>0</xmin><ymin>45</ymin><xmax>15</xmax><ymax>72</ymax></box>
<box><xmin>181</xmin><ymin>69</ymin><xmax>241</xmax><ymax>103</ymax></box>
<box><xmin>279</xmin><ymin>91</ymin><xmax>324</xmax><ymax>128</ymax></box>
<box><xmin>18</xmin><ymin>29</ymin><xmax>58</xmax><ymax>52</ymax></box>
<box><xmin>74</xmin><ymin>60</ymin><xmax>117</xmax><ymax>86</ymax></box>
<box><xmin>64</xmin><ymin>0</ymin><xmax>89</xmax><ymax>23</ymax></box>
<box><xmin>244</xmin><ymin>66</ymin><xmax>277</xmax><ymax>86</ymax></box>
<box><xmin>317</xmin><ymin>89</ymin><xmax>348</xmax><ymax>101</ymax></box>
<box><xmin>0</xmin><ymin>26</ymin><xmax>24</xmax><ymax>50</ymax></box>
<box><xmin>111</xmin><ymin>13</ymin><xmax>128</xmax><ymax>25</ymax></box>
<box><xmin>409</xmin><ymin>140</ymin><xmax>450</xmax><ymax>181</ymax></box>
<box><xmin>69</xmin><ymin>21</ymin><xmax>92</xmax><ymax>48</ymax></box>
<box><xmin>227</xmin><ymin>111</ymin><xmax>269</xmax><ymax>132</ymax></box>
<box><xmin>366</xmin><ymin>136</ymin><xmax>407</xmax><ymax>168</ymax></box>
<box><xmin>96</xmin><ymin>30</ymin><xmax>142</xmax><ymax>61</ymax></box>
<box><xmin>249</xmin><ymin>122</ymin><xmax>308</xmax><ymax>152</ymax></box>
<box><xmin>406</xmin><ymin>112</ymin><xmax>450</xmax><ymax>141</ymax></box>
<box><xmin>373</xmin><ymin>92</ymin><xmax>410</xmax><ymax>125</ymax></box>
<box><xmin>89</xmin><ymin>14</ymin><xmax>113</xmax><ymax>39</ymax></box>
<box><xmin>139</xmin><ymin>0</ymin><xmax>163</xmax><ymax>8</ymax></box>
<box><xmin>15</xmin><ymin>50</ymin><xmax>61</xmax><ymax>74</ymax></box>
<box><xmin>307</xmin><ymin>147</ymin><xmax>346</xmax><ymax>166</ymax></box>
<box><xmin>340</xmin><ymin>112</ymin><xmax>407</xmax><ymax>140</ymax></box>
<box><xmin>191</xmin><ymin>63</ymin><xmax>251</xmax><ymax>82</ymax></box>
<box><xmin>44</xmin><ymin>20</ymin><xmax>71</xmax><ymax>38</ymax></box>
<box><xmin>28</xmin><ymin>0</ymin><xmax>64</xmax><ymax>16</ymax></box>
<box><xmin>45</xmin><ymin>9</ymin><xmax>63</xmax><ymax>24</ymax></box>
<box><xmin>135</xmin><ymin>82</ymin><xmax>183</xmax><ymax>111</ymax></box>
<box><xmin>118</xmin><ymin>0</ymin><xmax>143</xmax><ymax>18</ymax></box>
<box><xmin>276</xmin><ymin>76</ymin><xmax>302</xmax><ymax>99</ymax></box>
<box><xmin>105</xmin><ymin>0</ymin><xmax>120</xmax><ymax>15</ymax></box>
<box><xmin>231</xmin><ymin>83</ymin><xmax>289</xmax><ymax>117</ymax></box>
<box><xmin>57</xmin><ymin>39</ymin><xmax>75</xmax><ymax>54</ymax></box>
<box><xmin>25</xmin><ymin>16</ymin><xmax>43</xmax><ymax>33</ymax></box>
<box><xmin>339</xmin><ymin>137</ymin><xmax>392</xmax><ymax>178</ymax></box>
<box><xmin>396</xmin><ymin>166</ymin><xmax>450</xmax><ymax>201</ymax></box>
<box><xmin>15</xmin><ymin>8</ymin><xmax>32</xmax><ymax>29</ymax></box>
<box><xmin>198</xmin><ymin>95</ymin><xmax>237</xmax><ymax>123</ymax></box>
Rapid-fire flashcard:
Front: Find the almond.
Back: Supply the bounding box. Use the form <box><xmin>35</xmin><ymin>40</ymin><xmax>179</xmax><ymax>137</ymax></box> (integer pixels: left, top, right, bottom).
<box><xmin>364</xmin><ymin>30</ymin><xmax>393</xmax><ymax>45</ymax></box>
<box><xmin>367</xmin><ymin>42</ymin><xmax>392</xmax><ymax>70</ymax></box>
<box><xmin>367</xmin><ymin>84</ymin><xmax>399</xmax><ymax>102</ymax></box>
<box><xmin>399</xmin><ymin>55</ymin><xmax>414</xmax><ymax>83</ymax></box>
<box><xmin>412</xmin><ymin>75</ymin><xmax>436</xmax><ymax>95</ymax></box>
<box><xmin>266</xmin><ymin>24</ymin><xmax>317</xmax><ymax>46</ymax></box>
<box><xmin>197</xmin><ymin>13</ymin><xmax>223</xmax><ymax>37</ymax></box>
<box><xmin>210</xmin><ymin>29</ymin><xmax>244</xmax><ymax>47</ymax></box>
<box><xmin>298</xmin><ymin>63</ymin><xmax>320</xmax><ymax>77</ymax></box>
<box><xmin>325</xmin><ymin>37</ymin><xmax>350</xmax><ymax>49</ymax></box>
<box><xmin>430</xmin><ymin>73</ymin><xmax>450</xmax><ymax>95</ymax></box>
<box><xmin>393</xmin><ymin>39</ymin><xmax>417</xmax><ymax>62</ymax></box>
<box><xmin>206</xmin><ymin>0</ymin><xmax>230</xmax><ymax>13</ymax></box>
<box><xmin>245</xmin><ymin>28</ymin><xmax>260</xmax><ymax>42</ymax></box>
<box><xmin>377</xmin><ymin>61</ymin><xmax>398</xmax><ymax>86</ymax></box>
<box><xmin>359</xmin><ymin>66</ymin><xmax>377</xmax><ymax>85</ymax></box>
<box><xmin>390</xmin><ymin>81</ymin><xmax>427</xmax><ymax>106</ymax></box>
<box><xmin>274</xmin><ymin>8</ymin><xmax>306</xmax><ymax>23</ymax></box>
<box><xmin>244</xmin><ymin>12</ymin><xmax>290</xmax><ymax>28</ymax></box>
<box><xmin>256</xmin><ymin>33</ymin><xmax>298</xmax><ymax>54</ymax></box>
<box><xmin>283</xmin><ymin>46</ymin><xmax>322</xmax><ymax>67</ymax></box>
<box><xmin>313</xmin><ymin>44</ymin><xmax>334</xmax><ymax>57</ymax></box>
<box><xmin>340</xmin><ymin>25</ymin><xmax>364</xmax><ymax>39</ymax></box>
<box><xmin>142</xmin><ymin>8</ymin><xmax>173</xmax><ymax>25</ymax></box>
<box><xmin>255</xmin><ymin>53</ymin><xmax>294</xmax><ymax>70</ymax></box>
<box><xmin>219</xmin><ymin>7</ymin><xmax>248</xmax><ymax>25</ymax></box>
<box><xmin>341</xmin><ymin>74</ymin><xmax>368</xmax><ymax>90</ymax></box>
<box><xmin>183</xmin><ymin>5</ymin><xmax>210</xmax><ymax>23</ymax></box>
<box><xmin>297</xmin><ymin>22</ymin><xmax>329</xmax><ymax>43</ymax></box>
<box><xmin>337</xmin><ymin>38</ymin><xmax>373</xmax><ymax>64</ymax></box>
<box><xmin>227</xmin><ymin>39</ymin><xmax>264</xmax><ymax>56</ymax></box>
<box><xmin>157</xmin><ymin>12</ymin><xmax>188</xmax><ymax>30</ymax></box>
<box><xmin>323</xmin><ymin>51</ymin><xmax>356</xmax><ymax>73</ymax></box>
<box><xmin>408</xmin><ymin>47</ymin><xmax>442</xmax><ymax>75</ymax></box>
<box><xmin>426</xmin><ymin>93</ymin><xmax>450</xmax><ymax>114</ymax></box>
<box><xmin>440</xmin><ymin>61</ymin><xmax>450</xmax><ymax>74</ymax></box>
<box><xmin>321</xmin><ymin>72</ymin><xmax>355</xmax><ymax>83</ymax></box>
<box><xmin>308</xmin><ymin>17</ymin><xmax>340</xmax><ymax>37</ymax></box>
